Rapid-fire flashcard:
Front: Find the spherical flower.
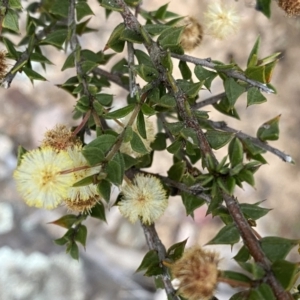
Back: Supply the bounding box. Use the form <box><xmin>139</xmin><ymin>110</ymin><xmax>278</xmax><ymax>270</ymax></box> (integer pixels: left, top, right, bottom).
<box><xmin>180</xmin><ymin>17</ymin><xmax>203</xmax><ymax>51</ymax></box>
<box><xmin>204</xmin><ymin>2</ymin><xmax>240</xmax><ymax>40</ymax></box>
<box><xmin>41</xmin><ymin>124</ymin><xmax>82</xmax><ymax>151</ymax></box>
<box><xmin>116</xmin><ymin>114</ymin><xmax>155</xmax><ymax>157</ymax></box>
<box><xmin>13</xmin><ymin>147</ymin><xmax>74</xmax><ymax>209</ymax></box>
<box><xmin>278</xmin><ymin>0</ymin><xmax>300</xmax><ymax>16</ymax></box>
<box><xmin>170</xmin><ymin>246</ymin><xmax>220</xmax><ymax>300</ymax></box>
<box><xmin>118</xmin><ymin>174</ymin><xmax>168</xmax><ymax>224</ymax></box>
<box><xmin>64</xmin><ymin>146</ymin><xmax>101</xmax><ymax>212</ymax></box>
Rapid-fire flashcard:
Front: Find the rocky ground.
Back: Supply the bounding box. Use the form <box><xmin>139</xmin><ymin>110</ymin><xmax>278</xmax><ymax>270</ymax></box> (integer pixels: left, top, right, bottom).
<box><xmin>1</xmin><ymin>1</ymin><xmax>300</xmax><ymax>299</ymax></box>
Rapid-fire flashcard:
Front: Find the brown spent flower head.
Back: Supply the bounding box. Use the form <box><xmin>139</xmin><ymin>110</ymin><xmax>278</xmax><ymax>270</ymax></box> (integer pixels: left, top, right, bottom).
<box><xmin>170</xmin><ymin>246</ymin><xmax>220</xmax><ymax>300</ymax></box>
<box><xmin>41</xmin><ymin>124</ymin><xmax>82</xmax><ymax>151</ymax></box>
<box><xmin>64</xmin><ymin>196</ymin><xmax>99</xmax><ymax>213</ymax></box>
<box><xmin>0</xmin><ymin>50</ymin><xmax>8</xmax><ymax>81</ymax></box>
<box><xmin>180</xmin><ymin>17</ymin><xmax>203</xmax><ymax>51</ymax></box>
<box><xmin>278</xmin><ymin>0</ymin><xmax>300</xmax><ymax>16</ymax></box>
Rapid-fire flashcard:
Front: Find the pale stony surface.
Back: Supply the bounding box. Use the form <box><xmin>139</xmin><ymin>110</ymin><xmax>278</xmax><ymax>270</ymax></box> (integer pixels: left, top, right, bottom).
<box><xmin>1</xmin><ymin>1</ymin><xmax>300</xmax><ymax>299</ymax></box>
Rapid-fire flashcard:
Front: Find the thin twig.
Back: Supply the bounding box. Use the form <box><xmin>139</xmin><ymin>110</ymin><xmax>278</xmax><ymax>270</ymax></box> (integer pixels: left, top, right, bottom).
<box><xmin>93</xmin><ymin>67</ymin><xmax>129</xmax><ymax>91</ymax></box>
<box><xmin>141</xmin><ymin>222</ymin><xmax>180</xmax><ymax>300</ymax></box>
<box><xmin>192</xmin><ymin>92</ymin><xmax>226</xmax><ymax>109</ymax></box>
<box><xmin>208</xmin><ymin>120</ymin><xmax>293</xmax><ymax>163</ymax></box>
<box><xmin>114</xmin><ymin>1</ymin><xmax>291</xmax><ymax>299</ymax></box>
<box><xmin>170</xmin><ymin>53</ymin><xmax>275</xmax><ymax>94</ymax></box>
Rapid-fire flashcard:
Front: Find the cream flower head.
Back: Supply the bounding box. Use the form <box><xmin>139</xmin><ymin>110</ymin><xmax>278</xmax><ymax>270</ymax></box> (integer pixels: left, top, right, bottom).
<box><xmin>204</xmin><ymin>1</ymin><xmax>240</xmax><ymax>40</ymax></box>
<box><xmin>170</xmin><ymin>246</ymin><xmax>220</xmax><ymax>300</ymax></box>
<box><xmin>64</xmin><ymin>146</ymin><xmax>101</xmax><ymax>213</ymax></box>
<box><xmin>116</xmin><ymin>114</ymin><xmax>155</xmax><ymax>157</ymax></box>
<box><xmin>118</xmin><ymin>174</ymin><xmax>168</xmax><ymax>224</ymax></box>
<box><xmin>13</xmin><ymin>147</ymin><xmax>74</xmax><ymax>209</ymax></box>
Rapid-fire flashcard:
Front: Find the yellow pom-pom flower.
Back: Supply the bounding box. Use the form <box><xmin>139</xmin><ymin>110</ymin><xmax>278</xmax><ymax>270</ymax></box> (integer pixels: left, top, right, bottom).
<box><xmin>13</xmin><ymin>147</ymin><xmax>74</xmax><ymax>209</ymax></box>
<box><xmin>204</xmin><ymin>2</ymin><xmax>240</xmax><ymax>40</ymax></box>
<box><xmin>64</xmin><ymin>146</ymin><xmax>101</xmax><ymax>212</ymax></box>
<box><xmin>118</xmin><ymin>174</ymin><xmax>168</xmax><ymax>224</ymax></box>
<box><xmin>278</xmin><ymin>0</ymin><xmax>300</xmax><ymax>16</ymax></box>
<box><xmin>180</xmin><ymin>17</ymin><xmax>203</xmax><ymax>51</ymax></box>
<box><xmin>170</xmin><ymin>246</ymin><xmax>220</xmax><ymax>300</ymax></box>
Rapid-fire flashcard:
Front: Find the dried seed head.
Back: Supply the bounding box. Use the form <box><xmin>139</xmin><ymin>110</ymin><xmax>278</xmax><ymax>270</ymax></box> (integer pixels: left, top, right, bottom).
<box><xmin>0</xmin><ymin>50</ymin><xmax>8</xmax><ymax>81</ymax></box>
<box><xmin>180</xmin><ymin>17</ymin><xmax>203</xmax><ymax>51</ymax></box>
<box><xmin>278</xmin><ymin>0</ymin><xmax>300</xmax><ymax>16</ymax></box>
<box><xmin>41</xmin><ymin>124</ymin><xmax>82</xmax><ymax>151</ymax></box>
<box><xmin>64</xmin><ymin>196</ymin><xmax>99</xmax><ymax>213</ymax></box>
<box><xmin>170</xmin><ymin>246</ymin><xmax>220</xmax><ymax>300</ymax></box>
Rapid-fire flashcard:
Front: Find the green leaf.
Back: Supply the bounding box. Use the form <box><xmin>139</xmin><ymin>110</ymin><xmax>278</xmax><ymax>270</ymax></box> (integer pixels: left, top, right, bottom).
<box><xmin>130</xmin><ymin>131</ymin><xmax>148</xmax><ymax>155</ymax></box>
<box><xmin>233</xmin><ymin>245</ymin><xmax>250</xmax><ymax>262</ymax></box>
<box><xmin>134</xmin><ymin>49</ymin><xmax>154</xmax><ymax>67</ymax></box>
<box><xmin>82</xmin><ymin>146</ymin><xmax>105</xmax><ymax>166</ymax></box>
<box><xmin>90</xmin><ymin>202</ymin><xmax>106</xmax><ymax>222</ymax></box>
<box><xmin>81</xmin><ymin>61</ymin><xmax>98</xmax><ymax>74</ymax></box>
<box><xmin>122</xmin><ymin>153</ymin><xmax>137</xmax><ymax>170</ymax></box>
<box><xmin>157</xmin><ymin>26</ymin><xmax>185</xmax><ymax>49</ymax></box>
<box><xmin>260</xmin><ymin>237</ymin><xmax>299</xmax><ymax>262</ymax></box>
<box><xmin>206</xmin><ymin>130</ymin><xmax>233</xmax><ymax>150</ymax></box>
<box><xmin>256</xmin><ymin>0</ymin><xmax>271</xmax><ymax>18</ymax></box>
<box><xmin>106</xmin><ymin>152</ymin><xmax>124</xmax><ymax>185</ymax></box>
<box><xmin>238</xmin><ymin>169</ymin><xmax>255</xmax><ymax>187</ymax></box>
<box><xmin>40</xmin><ymin>29</ymin><xmax>68</xmax><ymax>48</ymax></box>
<box><xmin>153</xmin><ymin>94</ymin><xmax>176</xmax><ymax>108</ymax></box>
<box><xmin>8</xmin><ymin>0</ymin><xmax>22</xmax><ymax>9</ymax></box>
<box><xmin>30</xmin><ymin>52</ymin><xmax>53</xmax><ymax>65</ymax></box>
<box><xmin>207</xmin><ymin>224</ymin><xmax>240</xmax><ymax>245</ymax></box>
<box><xmin>100</xmin><ymin>0</ymin><xmax>124</xmax><ymax>12</ymax></box>
<box><xmin>2</xmin><ymin>9</ymin><xmax>19</xmax><ymax>33</ymax></box>
<box><xmin>54</xmin><ymin>236</ymin><xmax>69</xmax><ymax>246</ymax></box>
<box><xmin>213</xmin><ymin>97</ymin><xmax>240</xmax><ymax>120</ymax></box>
<box><xmin>167</xmin><ymin>161</ymin><xmax>186</xmax><ymax>182</ymax></box>
<box><xmin>154</xmin><ymin>3</ymin><xmax>169</xmax><ymax>19</ymax></box>
<box><xmin>76</xmin><ymin>2</ymin><xmax>94</xmax><ymax>21</ymax></box>
<box><xmin>85</xmin><ymin>134</ymin><xmax>117</xmax><ymax>155</ymax></box>
<box><xmin>252</xmin><ymin>283</ymin><xmax>276</xmax><ymax>300</ymax></box>
<box><xmin>104</xmin><ymin>23</ymin><xmax>125</xmax><ymax>52</ymax></box>
<box><xmin>2</xmin><ymin>37</ymin><xmax>18</xmax><ymax>59</ymax></box>
<box><xmin>257</xmin><ymin>115</ymin><xmax>280</xmax><ymax>141</ymax></box>
<box><xmin>104</xmin><ymin>104</ymin><xmax>135</xmax><ymax>119</ymax></box>
<box><xmin>245</xmin><ymin>65</ymin><xmax>266</xmax><ymax>83</ymax></box>
<box><xmin>179</xmin><ymin>60</ymin><xmax>192</xmax><ymax>80</ymax></box>
<box><xmin>22</xmin><ymin>67</ymin><xmax>47</xmax><ymax>81</ymax></box>
<box><xmin>72</xmin><ymin>174</ymin><xmax>95</xmax><ymax>187</ymax></box>
<box><xmin>74</xmin><ymin>225</ymin><xmax>87</xmax><ymax>248</ymax></box>
<box><xmin>144</xmin><ymin>24</ymin><xmax>170</xmax><ymax>36</ymax></box>
<box><xmin>134</xmin><ymin>64</ymin><xmax>159</xmax><ymax>82</ymax></box>
<box><xmin>151</xmin><ymin>133</ymin><xmax>167</xmax><ymax>151</ymax></box>
<box><xmin>67</xmin><ymin>242</ymin><xmax>79</xmax><ymax>260</ymax></box>
<box><xmin>194</xmin><ymin>65</ymin><xmax>217</xmax><ymax>90</ymax></box>
<box><xmin>167</xmin><ymin>239</ymin><xmax>188</xmax><ymax>261</ymax></box>
<box><xmin>272</xmin><ymin>260</ymin><xmax>298</xmax><ymax>290</ymax></box>
<box><xmin>165</xmin><ymin>122</ymin><xmax>184</xmax><ymax>136</ymax></box>
<box><xmin>137</xmin><ymin>111</ymin><xmax>146</xmax><ymax>139</ymax></box>
<box><xmin>229</xmin><ymin>138</ymin><xmax>243</xmax><ymax>167</ymax></box>
<box><xmin>50</xmin><ymin>0</ymin><xmax>68</xmax><ymax>18</ymax></box>
<box><xmin>217</xmin><ymin>177</ymin><xmax>236</xmax><ymax>195</ymax></box>
<box><xmin>240</xmin><ymin>203</ymin><xmax>271</xmax><ymax>220</ymax></box>
<box><xmin>97</xmin><ymin>180</ymin><xmax>111</xmax><ymax>203</ymax></box>
<box><xmin>247</xmin><ymin>87</ymin><xmax>267</xmax><ymax>106</ymax></box>
<box><xmin>136</xmin><ymin>249</ymin><xmax>160</xmax><ymax>272</ymax></box>
<box><xmin>238</xmin><ymin>261</ymin><xmax>265</xmax><ymax>280</ymax></box>
<box><xmin>221</xmin><ymin>270</ymin><xmax>252</xmax><ymax>284</ymax></box>
<box><xmin>49</xmin><ymin>215</ymin><xmax>78</xmax><ymax>229</ymax></box>
<box><xmin>95</xmin><ymin>94</ymin><xmax>113</xmax><ymax>106</ymax></box>
<box><xmin>181</xmin><ymin>192</ymin><xmax>206</xmax><ymax>216</ymax></box>
<box><xmin>224</xmin><ymin>78</ymin><xmax>245</xmax><ymax>108</ymax></box>
<box><xmin>167</xmin><ymin>139</ymin><xmax>182</xmax><ymax>155</ymax></box>
<box><xmin>177</xmin><ymin>80</ymin><xmax>203</xmax><ymax>98</ymax></box>
<box><xmin>120</xmin><ymin>28</ymin><xmax>144</xmax><ymax>43</ymax></box>
<box><xmin>247</xmin><ymin>36</ymin><xmax>260</xmax><ymax>67</ymax></box>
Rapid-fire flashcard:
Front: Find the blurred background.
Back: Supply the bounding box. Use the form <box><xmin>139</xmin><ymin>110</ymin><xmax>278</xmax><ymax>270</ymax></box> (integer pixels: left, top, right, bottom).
<box><xmin>1</xmin><ymin>0</ymin><xmax>300</xmax><ymax>299</ymax></box>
